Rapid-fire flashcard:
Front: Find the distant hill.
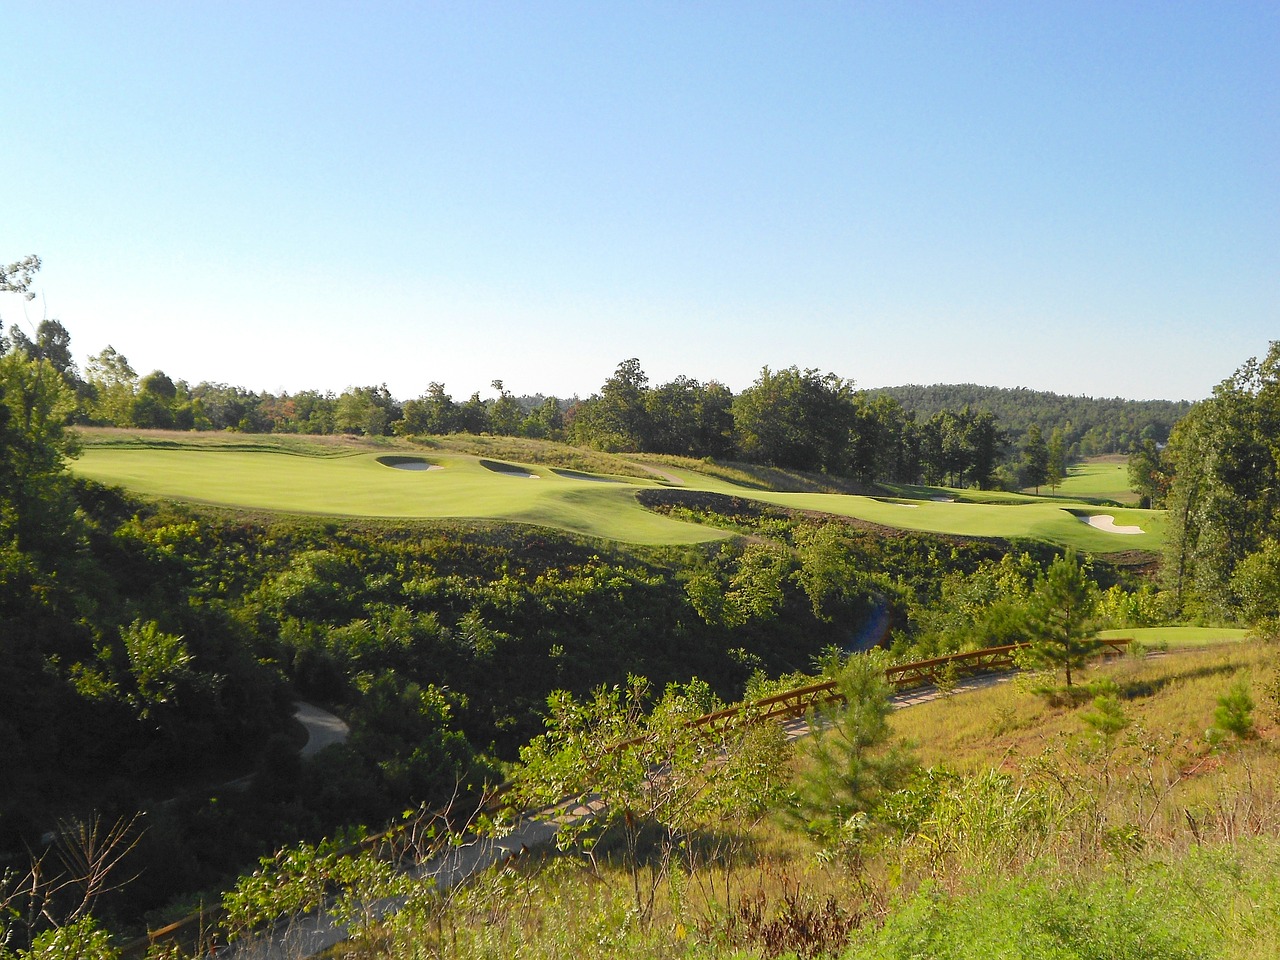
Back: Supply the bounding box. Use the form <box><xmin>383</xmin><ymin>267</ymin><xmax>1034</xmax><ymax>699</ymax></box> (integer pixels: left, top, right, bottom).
<box><xmin>868</xmin><ymin>383</ymin><xmax>1192</xmax><ymax>456</ymax></box>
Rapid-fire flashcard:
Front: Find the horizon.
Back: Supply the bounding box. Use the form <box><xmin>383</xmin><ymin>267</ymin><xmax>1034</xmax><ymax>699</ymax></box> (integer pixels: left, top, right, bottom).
<box><xmin>3</xmin><ymin>4</ymin><xmax>1275</xmax><ymax>405</ymax></box>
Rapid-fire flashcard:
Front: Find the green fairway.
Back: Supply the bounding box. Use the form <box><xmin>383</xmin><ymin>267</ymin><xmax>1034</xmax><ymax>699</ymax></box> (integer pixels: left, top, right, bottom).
<box><xmin>1041</xmin><ymin>456</ymin><xmax>1140</xmax><ymax>504</ymax></box>
<box><xmin>1096</xmin><ymin>626</ymin><xmax>1249</xmax><ymax>648</ymax></box>
<box><xmin>73</xmin><ymin>446</ymin><xmax>730</xmax><ymax>545</ymax></box>
<box><xmin>70</xmin><ymin>432</ymin><xmax>1166</xmax><ymax>551</ymax></box>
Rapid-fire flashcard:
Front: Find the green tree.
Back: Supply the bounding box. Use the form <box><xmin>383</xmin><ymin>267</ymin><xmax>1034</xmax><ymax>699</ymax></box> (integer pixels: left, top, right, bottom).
<box><xmin>571</xmin><ymin>358</ymin><xmax>653</xmax><ymax>452</ymax></box>
<box><xmin>119</xmin><ymin>619</ymin><xmax>194</xmax><ymax>721</ymax></box>
<box><xmin>733</xmin><ymin>366</ymin><xmax>855</xmax><ymax>472</ymax></box>
<box><xmin>1162</xmin><ymin>343</ymin><xmax>1280</xmax><ymax>618</ymax></box>
<box><xmin>455</xmin><ymin>391</ymin><xmax>488</xmax><ymax>433</ymax></box>
<box><xmin>1230</xmin><ymin>538</ymin><xmax>1280</xmax><ymax>639</ymax></box>
<box><xmin>512</xmin><ymin>675</ymin><xmax>787</xmax><ymax>918</ymax></box>
<box><xmin>1046</xmin><ymin>426</ymin><xmax>1068</xmax><ymax>493</ymax></box>
<box><xmin>335</xmin><ymin>384</ymin><xmax>398</xmax><ymax>436</ymax></box>
<box><xmin>645</xmin><ymin>374</ymin><xmax>703</xmax><ymax>455</ymax></box>
<box><xmin>0</xmin><ymin>254</ymin><xmax>40</xmax><ymax>300</ymax></box>
<box><xmin>84</xmin><ymin>346</ymin><xmax>137</xmax><ymax>426</ymax></box>
<box><xmin>0</xmin><ymin>352</ymin><xmax>80</xmax><ymax>555</ymax></box>
<box><xmin>521</xmin><ymin>395</ymin><xmax>564</xmax><ymax>439</ymax></box>
<box><xmin>487</xmin><ymin>380</ymin><xmax>523</xmax><ymax>436</ymax></box>
<box><xmin>1022</xmin><ymin>423</ymin><xmax>1050</xmax><ymax>493</ymax></box>
<box><xmin>1210</xmin><ymin>679</ymin><xmax>1255</xmax><ymax>742</ymax></box>
<box><xmin>397</xmin><ymin>381</ymin><xmax>459</xmax><ymax>435</ymax></box>
<box><xmin>964</xmin><ymin>408</ymin><xmax>1005</xmax><ymax>489</ymax></box>
<box><xmin>130</xmin><ymin>369</ymin><xmax>178</xmax><ymax>428</ymax></box>
<box><xmin>1127</xmin><ymin>437</ymin><xmax>1170</xmax><ymax>508</ymax></box>
<box><xmin>787</xmin><ymin>651</ymin><xmax>916</xmax><ymax>859</ymax></box>
<box><xmin>1022</xmin><ymin>550</ymin><xmax>1099</xmax><ymax>688</ymax></box>
<box><xmin>8</xmin><ymin>319</ymin><xmax>78</xmax><ymax>389</ymax></box>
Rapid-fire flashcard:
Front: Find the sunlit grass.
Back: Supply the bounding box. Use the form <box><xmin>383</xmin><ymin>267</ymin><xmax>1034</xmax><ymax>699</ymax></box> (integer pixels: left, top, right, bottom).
<box><xmin>346</xmin><ymin>643</ymin><xmax>1280</xmax><ymax>959</ymax></box>
<box><xmin>72</xmin><ymin>428</ymin><xmax>1166</xmax><ymax>552</ymax></box>
<box><xmin>1097</xmin><ymin>625</ymin><xmax>1250</xmax><ymax>648</ymax></box>
<box><xmin>890</xmin><ymin>642</ymin><xmax>1276</xmax><ymax>777</ymax></box>
<box><xmin>1038</xmin><ymin>455</ymin><xmax>1140</xmax><ymax>504</ymax></box>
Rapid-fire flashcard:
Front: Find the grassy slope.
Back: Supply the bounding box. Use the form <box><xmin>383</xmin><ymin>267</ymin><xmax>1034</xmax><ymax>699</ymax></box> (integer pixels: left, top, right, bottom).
<box><xmin>71</xmin><ymin>429</ymin><xmax>1165</xmax><ymax>552</ymax></box>
<box><xmin>359</xmin><ymin>641</ymin><xmax>1280</xmax><ymax>959</ymax></box>
<box><xmin>891</xmin><ymin>639</ymin><xmax>1265</xmax><ymax>772</ymax></box>
<box><xmin>1033</xmin><ymin>455</ymin><xmax>1140</xmax><ymax>504</ymax></box>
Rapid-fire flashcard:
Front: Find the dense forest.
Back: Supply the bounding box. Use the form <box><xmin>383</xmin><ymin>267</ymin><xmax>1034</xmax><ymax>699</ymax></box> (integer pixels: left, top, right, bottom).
<box><xmin>870</xmin><ymin>382</ymin><xmax>1192</xmax><ymax>456</ymax></box>
<box><xmin>2</xmin><ymin>256</ymin><xmax>1277</xmax><ymax>958</ymax></box>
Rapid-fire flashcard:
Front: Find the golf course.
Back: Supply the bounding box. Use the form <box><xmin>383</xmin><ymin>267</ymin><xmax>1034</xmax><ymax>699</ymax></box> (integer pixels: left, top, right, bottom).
<box><xmin>69</xmin><ymin>429</ymin><xmax>1165</xmax><ymax>551</ymax></box>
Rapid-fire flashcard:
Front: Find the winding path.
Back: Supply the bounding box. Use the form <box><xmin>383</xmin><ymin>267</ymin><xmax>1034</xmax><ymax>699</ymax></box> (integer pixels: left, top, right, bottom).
<box><xmin>293</xmin><ymin>702</ymin><xmax>349</xmax><ymax>758</ymax></box>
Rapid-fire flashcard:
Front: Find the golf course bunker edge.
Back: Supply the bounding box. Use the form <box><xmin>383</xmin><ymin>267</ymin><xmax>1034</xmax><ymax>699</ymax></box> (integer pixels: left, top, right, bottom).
<box><xmin>1072</xmin><ymin>511</ymin><xmax>1144</xmax><ymax>535</ymax></box>
<box><xmin>376</xmin><ymin>455</ymin><xmax>442</xmax><ymax>471</ymax></box>
<box><xmin>480</xmin><ymin>458</ymin><xmax>539</xmax><ymax>479</ymax></box>
<box><xmin>551</xmin><ymin>468</ymin><xmax>623</xmax><ymax>482</ymax></box>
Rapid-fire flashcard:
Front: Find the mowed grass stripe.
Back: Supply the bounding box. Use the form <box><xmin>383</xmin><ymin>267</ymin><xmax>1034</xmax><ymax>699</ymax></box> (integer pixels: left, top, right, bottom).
<box><xmin>72</xmin><ymin>448</ymin><xmax>731</xmax><ymax>545</ymax></box>
<box><xmin>733</xmin><ymin>490</ymin><xmax>1164</xmax><ymax>552</ymax></box>
<box><xmin>71</xmin><ymin>446</ymin><xmax>1166</xmax><ymax>551</ymax></box>
<box><xmin>1039</xmin><ymin>457</ymin><xmax>1140</xmax><ymax>504</ymax></box>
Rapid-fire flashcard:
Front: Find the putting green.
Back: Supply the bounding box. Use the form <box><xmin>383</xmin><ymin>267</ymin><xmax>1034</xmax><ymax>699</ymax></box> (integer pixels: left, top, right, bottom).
<box><xmin>71</xmin><ymin>439</ymin><xmax>1167</xmax><ymax>551</ymax></box>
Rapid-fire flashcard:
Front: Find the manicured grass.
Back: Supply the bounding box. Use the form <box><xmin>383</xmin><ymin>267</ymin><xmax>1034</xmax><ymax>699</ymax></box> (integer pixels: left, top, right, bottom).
<box><xmin>736</xmin><ymin>489</ymin><xmax>1166</xmax><ymax>552</ymax></box>
<box><xmin>1096</xmin><ymin>625</ymin><xmax>1249</xmax><ymax>648</ymax></box>
<box><xmin>73</xmin><ymin>446</ymin><xmax>731</xmax><ymax>545</ymax></box>
<box><xmin>1038</xmin><ymin>455</ymin><xmax>1140</xmax><ymax>504</ymax></box>
<box><xmin>71</xmin><ymin>430</ymin><xmax>1167</xmax><ymax>551</ymax></box>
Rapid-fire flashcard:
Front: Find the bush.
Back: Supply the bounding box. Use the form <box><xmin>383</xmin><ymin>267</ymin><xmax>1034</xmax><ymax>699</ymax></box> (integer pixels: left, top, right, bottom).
<box><xmin>1210</xmin><ymin>678</ymin><xmax>1255</xmax><ymax>742</ymax></box>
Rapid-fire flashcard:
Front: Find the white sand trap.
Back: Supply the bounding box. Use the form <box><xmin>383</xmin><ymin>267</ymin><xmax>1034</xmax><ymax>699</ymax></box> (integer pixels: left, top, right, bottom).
<box><xmin>930</xmin><ymin>496</ymin><xmax>956</xmax><ymax>502</ymax></box>
<box><xmin>1080</xmin><ymin>514</ymin><xmax>1144</xmax><ymax>535</ymax></box>
<box><xmin>377</xmin><ymin>456</ymin><xmax>441</xmax><ymax>471</ymax></box>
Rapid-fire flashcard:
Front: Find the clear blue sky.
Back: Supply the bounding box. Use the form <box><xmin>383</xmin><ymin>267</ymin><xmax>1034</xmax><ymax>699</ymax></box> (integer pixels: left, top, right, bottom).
<box><xmin>2</xmin><ymin>2</ymin><xmax>1275</xmax><ymax>403</ymax></box>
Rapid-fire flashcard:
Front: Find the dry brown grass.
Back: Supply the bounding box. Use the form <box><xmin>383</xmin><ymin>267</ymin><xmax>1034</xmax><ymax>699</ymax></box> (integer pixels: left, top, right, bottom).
<box><xmin>892</xmin><ymin>644</ymin><xmax>1277</xmax><ymax>771</ymax></box>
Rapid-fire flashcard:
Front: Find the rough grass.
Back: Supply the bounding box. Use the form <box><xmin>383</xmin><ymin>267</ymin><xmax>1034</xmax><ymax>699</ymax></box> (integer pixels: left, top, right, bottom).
<box><xmin>631</xmin><ymin>454</ymin><xmax>880</xmax><ymax>495</ymax></box>
<box><xmin>343</xmin><ymin>642</ymin><xmax>1280</xmax><ymax>960</ymax></box>
<box><xmin>890</xmin><ymin>642</ymin><xmax>1275</xmax><ymax>776</ymax></box>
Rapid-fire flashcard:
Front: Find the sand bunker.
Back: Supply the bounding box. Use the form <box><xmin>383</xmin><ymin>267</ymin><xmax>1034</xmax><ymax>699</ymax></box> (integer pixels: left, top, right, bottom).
<box><xmin>480</xmin><ymin>459</ymin><xmax>539</xmax><ymax>479</ymax></box>
<box><xmin>552</xmin><ymin>468</ymin><xmax>622</xmax><ymax>483</ymax></box>
<box><xmin>1079</xmin><ymin>514</ymin><xmax>1144</xmax><ymax>535</ymax></box>
<box><xmin>377</xmin><ymin>456</ymin><xmax>441</xmax><ymax>471</ymax></box>
<box><xmin>874</xmin><ymin>498</ymin><xmax>918</xmax><ymax>508</ymax></box>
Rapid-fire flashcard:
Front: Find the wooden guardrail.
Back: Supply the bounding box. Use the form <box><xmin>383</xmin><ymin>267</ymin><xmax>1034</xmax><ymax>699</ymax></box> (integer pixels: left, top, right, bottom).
<box><xmin>686</xmin><ymin>637</ymin><xmax>1132</xmax><ymax>737</ymax></box>
<box><xmin>118</xmin><ymin>635</ymin><xmax>1132</xmax><ymax>957</ymax></box>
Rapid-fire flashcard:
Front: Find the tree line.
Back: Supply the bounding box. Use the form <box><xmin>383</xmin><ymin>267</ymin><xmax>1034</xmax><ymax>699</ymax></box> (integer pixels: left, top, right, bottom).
<box><xmin>3</xmin><ymin>315</ymin><xmax>1185</xmax><ymax>493</ymax></box>
<box><xmin>873</xmin><ymin>382</ymin><xmax>1191</xmax><ymax>457</ymax></box>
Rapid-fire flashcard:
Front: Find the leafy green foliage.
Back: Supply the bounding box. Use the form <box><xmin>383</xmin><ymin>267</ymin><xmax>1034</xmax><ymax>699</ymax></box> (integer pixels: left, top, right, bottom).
<box><xmin>1163</xmin><ymin>342</ymin><xmax>1280</xmax><ymax>619</ymax></box>
<box><xmin>1021</xmin><ymin>550</ymin><xmax>1101</xmax><ymax>687</ymax></box>
<box><xmin>787</xmin><ymin>652</ymin><xmax>917</xmax><ymax>859</ymax></box>
<box><xmin>1210</xmin><ymin>678</ymin><xmax>1255</xmax><ymax>742</ymax></box>
<box><xmin>1230</xmin><ymin>537</ymin><xmax>1280</xmax><ymax>639</ymax></box>
<box><xmin>512</xmin><ymin>674</ymin><xmax>788</xmax><ymax>917</ymax></box>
